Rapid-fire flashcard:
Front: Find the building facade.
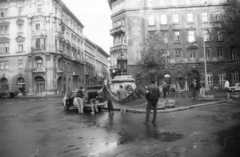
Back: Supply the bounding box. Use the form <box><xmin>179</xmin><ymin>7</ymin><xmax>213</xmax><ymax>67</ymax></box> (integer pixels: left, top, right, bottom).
<box><xmin>0</xmin><ymin>0</ymin><xmax>109</xmax><ymax>96</ymax></box>
<box><xmin>108</xmin><ymin>0</ymin><xmax>240</xmax><ymax>90</ymax></box>
<box><xmin>84</xmin><ymin>38</ymin><xmax>110</xmax><ymax>86</ymax></box>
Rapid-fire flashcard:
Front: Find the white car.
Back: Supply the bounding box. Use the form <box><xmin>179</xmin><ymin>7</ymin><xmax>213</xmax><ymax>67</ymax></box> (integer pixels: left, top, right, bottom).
<box><xmin>229</xmin><ymin>83</ymin><xmax>240</xmax><ymax>92</ymax></box>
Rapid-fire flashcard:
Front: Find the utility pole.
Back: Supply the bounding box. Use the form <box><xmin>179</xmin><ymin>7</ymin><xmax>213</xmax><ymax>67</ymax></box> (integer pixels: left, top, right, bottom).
<box><xmin>202</xmin><ymin>1</ymin><xmax>208</xmax><ymax>91</ymax></box>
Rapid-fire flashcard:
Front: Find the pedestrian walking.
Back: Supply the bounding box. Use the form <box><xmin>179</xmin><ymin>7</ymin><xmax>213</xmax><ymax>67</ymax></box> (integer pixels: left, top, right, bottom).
<box><xmin>75</xmin><ymin>87</ymin><xmax>84</xmax><ymax>114</ymax></box>
<box><xmin>145</xmin><ymin>80</ymin><xmax>160</xmax><ymax>124</ymax></box>
<box><xmin>224</xmin><ymin>78</ymin><xmax>230</xmax><ymax>99</ymax></box>
<box><xmin>191</xmin><ymin>79</ymin><xmax>197</xmax><ymax>99</ymax></box>
<box><xmin>162</xmin><ymin>81</ymin><xmax>168</xmax><ymax>99</ymax></box>
<box><xmin>117</xmin><ymin>85</ymin><xmax>127</xmax><ymax>113</ymax></box>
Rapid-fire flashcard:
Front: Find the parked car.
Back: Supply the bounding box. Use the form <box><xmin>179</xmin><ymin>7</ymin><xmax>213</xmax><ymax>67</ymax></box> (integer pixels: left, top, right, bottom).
<box><xmin>229</xmin><ymin>83</ymin><xmax>240</xmax><ymax>92</ymax></box>
<box><xmin>63</xmin><ymin>85</ymin><xmax>107</xmax><ymax>112</ymax></box>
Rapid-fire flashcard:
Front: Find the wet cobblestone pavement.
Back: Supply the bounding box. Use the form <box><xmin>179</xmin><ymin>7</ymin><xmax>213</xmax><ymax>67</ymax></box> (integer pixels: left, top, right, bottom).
<box><xmin>0</xmin><ymin>97</ymin><xmax>239</xmax><ymax>157</ymax></box>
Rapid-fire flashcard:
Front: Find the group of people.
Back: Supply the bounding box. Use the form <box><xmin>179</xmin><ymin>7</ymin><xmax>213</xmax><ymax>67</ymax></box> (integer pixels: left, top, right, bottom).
<box><xmin>63</xmin><ymin>86</ymin><xmax>100</xmax><ymax>114</ymax></box>
<box><xmin>190</xmin><ymin>78</ymin><xmax>231</xmax><ymax>99</ymax></box>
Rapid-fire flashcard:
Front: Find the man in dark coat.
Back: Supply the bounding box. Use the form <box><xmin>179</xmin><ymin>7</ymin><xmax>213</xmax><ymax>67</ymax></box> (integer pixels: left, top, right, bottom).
<box><xmin>145</xmin><ymin>80</ymin><xmax>161</xmax><ymax>124</ymax></box>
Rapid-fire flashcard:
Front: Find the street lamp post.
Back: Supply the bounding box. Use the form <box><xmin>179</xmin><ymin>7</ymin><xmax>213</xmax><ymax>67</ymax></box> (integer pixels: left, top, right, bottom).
<box><xmin>202</xmin><ymin>1</ymin><xmax>208</xmax><ymax>91</ymax></box>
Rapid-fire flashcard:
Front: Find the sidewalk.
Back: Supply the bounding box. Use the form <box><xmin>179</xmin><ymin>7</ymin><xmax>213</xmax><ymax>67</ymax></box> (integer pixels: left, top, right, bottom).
<box><xmin>103</xmin><ymin>91</ymin><xmax>235</xmax><ymax>114</ymax></box>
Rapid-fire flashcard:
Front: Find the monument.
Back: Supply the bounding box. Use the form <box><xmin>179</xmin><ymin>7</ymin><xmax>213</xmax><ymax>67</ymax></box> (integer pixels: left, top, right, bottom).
<box><xmin>111</xmin><ymin>53</ymin><xmax>135</xmax><ymax>92</ymax></box>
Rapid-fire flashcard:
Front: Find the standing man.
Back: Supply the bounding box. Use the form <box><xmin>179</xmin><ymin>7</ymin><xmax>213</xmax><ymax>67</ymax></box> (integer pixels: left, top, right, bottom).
<box><xmin>75</xmin><ymin>87</ymin><xmax>84</xmax><ymax>114</ymax></box>
<box><xmin>117</xmin><ymin>85</ymin><xmax>128</xmax><ymax>113</ymax></box>
<box><xmin>191</xmin><ymin>79</ymin><xmax>197</xmax><ymax>99</ymax></box>
<box><xmin>145</xmin><ymin>80</ymin><xmax>160</xmax><ymax>124</ymax></box>
<box><xmin>224</xmin><ymin>78</ymin><xmax>230</xmax><ymax>99</ymax></box>
<box><xmin>162</xmin><ymin>81</ymin><xmax>168</xmax><ymax>99</ymax></box>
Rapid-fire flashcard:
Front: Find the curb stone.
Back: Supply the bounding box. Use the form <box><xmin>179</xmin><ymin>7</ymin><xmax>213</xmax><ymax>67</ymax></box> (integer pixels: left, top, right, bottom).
<box><xmin>102</xmin><ymin>99</ymin><xmax>232</xmax><ymax>114</ymax></box>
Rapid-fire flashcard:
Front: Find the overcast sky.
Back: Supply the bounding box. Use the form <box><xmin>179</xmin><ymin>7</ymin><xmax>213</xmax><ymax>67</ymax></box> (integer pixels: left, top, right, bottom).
<box><xmin>61</xmin><ymin>0</ymin><xmax>113</xmax><ymax>54</ymax></box>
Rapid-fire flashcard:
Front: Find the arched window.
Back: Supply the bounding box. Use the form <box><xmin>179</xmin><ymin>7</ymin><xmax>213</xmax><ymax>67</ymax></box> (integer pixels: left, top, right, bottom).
<box><xmin>0</xmin><ymin>78</ymin><xmax>8</xmax><ymax>84</ymax></box>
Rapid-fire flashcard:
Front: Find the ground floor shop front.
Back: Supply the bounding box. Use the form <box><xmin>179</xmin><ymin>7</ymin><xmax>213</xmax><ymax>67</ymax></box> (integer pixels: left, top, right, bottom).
<box><xmin>126</xmin><ymin>62</ymin><xmax>240</xmax><ymax>91</ymax></box>
<box><xmin>0</xmin><ymin>53</ymin><xmax>107</xmax><ymax>96</ymax></box>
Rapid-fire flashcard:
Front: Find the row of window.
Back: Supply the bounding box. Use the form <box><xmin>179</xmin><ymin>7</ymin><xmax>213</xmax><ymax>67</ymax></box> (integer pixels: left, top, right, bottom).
<box><xmin>174</xmin><ymin>47</ymin><xmax>237</xmax><ymax>60</ymax></box>
<box><xmin>147</xmin><ymin>0</ymin><xmax>230</xmax><ymax>7</ymax></box>
<box><xmin>0</xmin><ymin>59</ymin><xmax>84</xmax><ymax>72</ymax></box>
<box><xmin>113</xmin><ymin>35</ymin><xmax>127</xmax><ymax>46</ymax></box>
<box><xmin>113</xmin><ymin>19</ymin><xmax>125</xmax><ymax>28</ymax></box>
<box><xmin>207</xmin><ymin>73</ymin><xmax>239</xmax><ymax>85</ymax></box>
<box><xmin>35</xmin><ymin>57</ymin><xmax>84</xmax><ymax>74</ymax></box>
<box><xmin>111</xmin><ymin>47</ymin><xmax>237</xmax><ymax>66</ymax></box>
<box><xmin>148</xmin><ymin>30</ymin><xmax>224</xmax><ymax>44</ymax></box>
<box><xmin>148</xmin><ymin>12</ymin><xmax>220</xmax><ymax>26</ymax></box>
<box><xmin>111</xmin><ymin>0</ymin><xmax>230</xmax><ymax>14</ymax></box>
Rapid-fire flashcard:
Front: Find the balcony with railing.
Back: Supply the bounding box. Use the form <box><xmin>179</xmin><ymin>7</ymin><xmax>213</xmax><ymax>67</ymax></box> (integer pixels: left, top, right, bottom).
<box><xmin>31</xmin><ymin>46</ymin><xmax>46</xmax><ymax>53</ymax></box>
<box><xmin>110</xmin><ymin>45</ymin><xmax>127</xmax><ymax>53</ymax></box>
<box><xmin>32</xmin><ymin>30</ymin><xmax>47</xmax><ymax>37</ymax></box>
<box><xmin>110</xmin><ymin>25</ymin><xmax>126</xmax><ymax>36</ymax></box>
<box><xmin>72</xmin><ymin>71</ymin><xmax>80</xmax><ymax>76</ymax></box>
<box><xmin>32</xmin><ymin>67</ymin><xmax>46</xmax><ymax>73</ymax></box>
<box><xmin>57</xmin><ymin>68</ymin><xmax>64</xmax><ymax>74</ymax></box>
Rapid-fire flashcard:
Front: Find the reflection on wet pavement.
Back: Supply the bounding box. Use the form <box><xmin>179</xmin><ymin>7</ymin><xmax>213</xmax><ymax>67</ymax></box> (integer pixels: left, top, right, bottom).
<box><xmin>1</xmin><ymin>98</ymin><xmax>240</xmax><ymax>157</ymax></box>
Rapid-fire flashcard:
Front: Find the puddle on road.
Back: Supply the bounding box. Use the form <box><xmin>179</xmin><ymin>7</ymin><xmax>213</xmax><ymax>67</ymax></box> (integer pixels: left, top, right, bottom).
<box><xmin>117</xmin><ymin>131</ymin><xmax>185</xmax><ymax>145</ymax></box>
<box><xmin>117</xmin><ymin>132</ymin><xmax>133</xmax><ymax>145</ymax></box>
<box><xmin>153</xmin><ymin>132</ymin><xmax>185</xmax><ymax>142</ymax></box>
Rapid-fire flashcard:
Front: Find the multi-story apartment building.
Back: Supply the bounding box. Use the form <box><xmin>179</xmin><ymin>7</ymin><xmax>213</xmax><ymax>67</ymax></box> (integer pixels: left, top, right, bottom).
<box><xmin>108</xmin><ymin>0</ymin><xmax>240</xmax><ymax>90</ymax></box>
<box><xmin>84</xmin><ymin>38</ymin><xmax>110</xmax><ymax>86</ymax></box>
<box><xmin>0</xmin><ymin>0</ymin><xmax>109</xmax><ymax>96</ymax></box>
